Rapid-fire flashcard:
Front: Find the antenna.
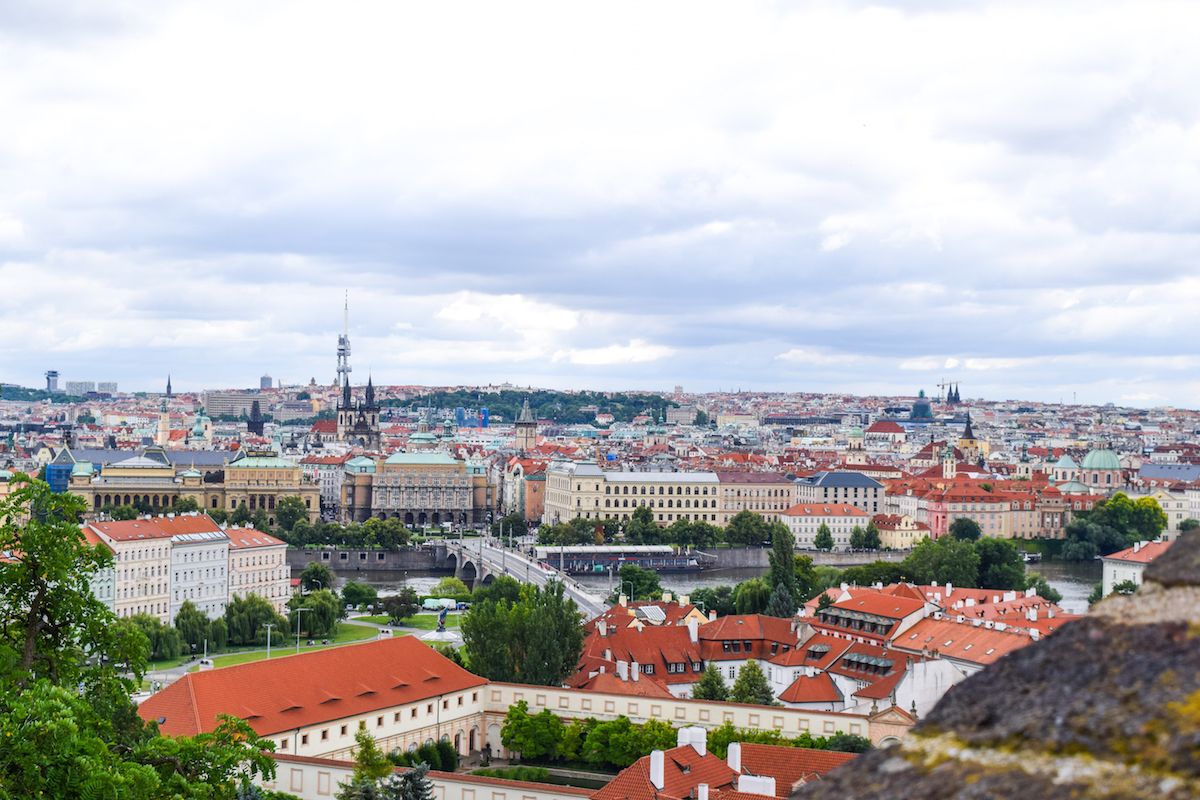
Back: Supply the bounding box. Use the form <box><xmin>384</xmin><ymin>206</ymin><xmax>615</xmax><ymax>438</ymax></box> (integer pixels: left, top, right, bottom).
<box><xmin>343</xmin><ymin>290</ymin><xmax>348</xmax><ymax>338</ymax></box>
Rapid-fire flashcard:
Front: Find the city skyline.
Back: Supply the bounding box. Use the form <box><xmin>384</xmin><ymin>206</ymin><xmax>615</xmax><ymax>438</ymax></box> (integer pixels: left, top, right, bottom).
<box><xmin>3</xmin><ymin>2</ymin><xmax>1200</xmax><ymax>405</ymax></box>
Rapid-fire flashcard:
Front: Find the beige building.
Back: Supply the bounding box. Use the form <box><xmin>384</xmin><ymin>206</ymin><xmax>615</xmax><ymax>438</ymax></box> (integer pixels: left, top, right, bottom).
<box><xmin>85</xmin><ymin>518</ymin><xmax>174</xmax><ymax>622</ymax></box>
<box><xmin>342</xmin><ymin>452</ymin><xmax>494</xmax><ymax>526</ymax></box>
<box><xmin>69</xmin><ymin>449</ymin><xmax>320</xmax><ymax>526</ymax></box>
<box><xmin>543</xmin><ymin>463</ymin><xmax>721</xmax><ymax>525</ymax></box>
<box><xmin>226</xmin><ymin>525</ymin><xmax>292</xmax><ymax>613</ymax></box>
<box><xmin>715</xmin><ymin>471</ymin><xmax>797</xmax><ymax>524</ymax></box>
<box><xmin>782</xmin><ymin>502</ymin><xmax>870</xmax><ymax>550</ymax></box>
<box><xmin>870</xmin><ymin>514</ymin><xmax>930</xmax><ymax>550</ymax></box>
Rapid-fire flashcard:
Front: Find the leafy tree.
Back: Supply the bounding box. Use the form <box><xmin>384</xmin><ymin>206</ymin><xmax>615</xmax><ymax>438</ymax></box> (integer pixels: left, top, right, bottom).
<box><xmin>817</xmin><ymin>592</ymin><xmax>834</xmax><ymax>610</ymax></box>
<box><xmin>501</xmin><ymin>701</ymin><xmax>563</xmax><ymax>761</ymax></box>
<box><xmin>462</xmin><ymin>580</ymin><xmax>583</xmax><ymax>686</ymax></box>
<box><xmin>949</xmin><ymin>518</ymin><xmax>982</xmax><ymax>541</ymax></box>
<box><xmin>689</xmin><ymin>585</ymin><xmax>735</xmax><ymax>617</ymax></box>
<box><xmin>1087</xmin><ymin>582</ymin><xmax>1104</xmax><ymax>606</ymax></box>
<box><xmin>623</xmin><ymin>505</ymin><xmax>660</xmax><ymax>545</ymax></box>
<box><xmin>351</xmin><ymin>726</ymin><xmax>395</xmax><ymax>783</ymax></box>
<box><xmin>729</xmin><ymin>660</ymin><xmax>776</xmax><ymax>705</ymax></box>
<box><xmin>839</xmin><ymin>561</ymin><xmax>905</xmax><ymax>587</ymax></box>
<box><xmin>209</xmin><ymin>508</ymin><xmax>229</xmax><ymax>525</ymax></box>
<box><xmin>300</xmin><ymin>561</ymin><xmax>336</xmax><ymax>592</ymax></box>
<box><xmin>230</xmin><ymin>503</ymin><xmax>253</xmax><ymax>525</ymax></box>
<box><xmin>432</xmin><ymin>643</ymin><xmax>465</xmax><ymax>668</ymax></box>
<box><xmin>130</xmin><ymin>614</ymin><xmax>184</xmax><ymax>661</ymax></box>
<box><xmin>473</xmin><ymin>574</ymin><xmax>522</xmax><ymax>605</ymax></box>
<box><xmin>766</xmin><ymin>524</ymin><xmax>797</xmax><ymax>596</ymax></box>
<box><xmin>171</xmin><ymin>496</ymin><xmax>200</xmax><ymax>513</ymax></box>
<box><xmin>226</xmin><ymin>593</ymin><xmax>289</xmax><ymax>646</ymax></box>
<box><xmin>491</xmin><ymin>513</ymin><xmax>529</xmax><ymax>539</ymax></box>
<box><xmin>382</xmin><ymin>588</ymin><xmax>421</xmax><ymax>624</ymax></box>
<box><xmin>975</xmin><ymin>537</ymin><xmax>1025</xmax><ymax>590</ymax></box>
<box><xmin>275</xmin><ymin>496</ymin><xmax>309</xmax><ymax>532</ymax></box>
<box><xmin>902</xmin><ymin>536</ymin><xmax>980</xmax><ymax>587</ymax></box>
<box><xmin>1024</xmin><ymin>573</ymin><xmax>1063</xmax><ymax>604</ymax></box>
<box><xmin>342</xmin><ymin>581</ymin><xmax>379</xmax><ymax>610</ymax></box>
<box><xmin>849</xmin><ymin>526</ymin><xmax>866</xmax><ymax>550</ymax></box>
<box><xmin>691</xmin><ymin>662</ymin><xmax>729</xmax><ymax>701</ymax></box>
<box><xmin>1112</xmin><ymin>579</ymin><xmax>1139</xmax><ymax>595</ymax></box>
<box><xmin>813</xmin><ymin>523</ymin><xmax>834</xmax><ymax>551</ymax></box>
<box><xmin>174</xmin><ymin>600</ymin><xmax>211</xmax><ymax>652</ymax></box>
<box><xmin>862</xmin><ymin>520</ymin><xmax>882</xmax><ymax>550</ymax></box>
<box><xmin>288</xmin><ymin>589</ymin><xmax>341</xmax><ymax>637</ymax></box>
<box><xmin>208</xmin><ymin>616</ymin><xmax>229</xmax><ymax>651</ymax></box>
<box><xmin>725</xmin><ymin>511</ymin><xmax>770</xmax><ymax>546</ymax></box>
<box><xmin>610</xmin><ymin>563</ymin><xmax>662</xmax><ymax>603</ymax></box>
<box><xmin>734</xmin><ymin>578</ymin><xmax>771</xmax><ymax>614</ymax></box>
<box><xmin>0</xmin><ymin>476</ymin><xmax>277</xmax><ymax>798</ymax></box>
<box><xmin>432</xmin><ymin>577</ymin><xmax>470</xmax><ymax>598</ymax></box>
<box><xmin>436</xmin><ymin>739</ymin><xmax>459</xmax><ymax>772</ymax></box>
<box><xmin>251</xmin><ymin>509</ymin><xmax>271</xmax><ymax>532</ymax></box>
<box><xmin>102</xmin><ymin>503</ymin><xmax>139</xmax><ymax>520</ymax></box>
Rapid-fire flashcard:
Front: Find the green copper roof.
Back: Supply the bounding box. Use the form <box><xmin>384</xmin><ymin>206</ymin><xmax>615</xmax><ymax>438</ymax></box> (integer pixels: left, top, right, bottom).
<box><xmin>1081</xmin><ymin>449</ymin><xmax>1121</xmax><ymax>471</ymax></box>
<box><xmin>0</xmin><ymin>469</ymin><xmax>13</xmax><ymax>481</ymax></box>
<box><xmin>228</xmin><ymin>455</ymin><xmax>294</xmax><ymax>469</ymax></box>
<box><xmin>1053</xmin><ymin>455</ymin><xmax>1079</xmax><ymax>469</ymax></box>
<box><xmin>70</xmin><ymin>462</ymin><xmax>95</xmax><ymax>477</ymax></box>
<box><xmin>345</xmin><ymin>456</ymin><xmax>377</xmax><ymax>473</ymax></box>
<box><xmin>383</xmin><ymin>451</ymin><xmax>459</xmax><ymax>465</ymax></box>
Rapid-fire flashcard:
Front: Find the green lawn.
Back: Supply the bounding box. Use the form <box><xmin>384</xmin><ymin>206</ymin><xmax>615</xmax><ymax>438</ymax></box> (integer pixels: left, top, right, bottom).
<box><xmin>393</xmin><ymin>614</ymin><xmax>460</xmax><ymax>631</ymax></box>
<box><xmin>202</xmin><ymin>622</ymin><xmax>381</xmax><ymax>669</ymax></box>
<box><xmin>353</xmin><ymin>615</ymin><xmax>391</xmax><ymax>625</ymax></box>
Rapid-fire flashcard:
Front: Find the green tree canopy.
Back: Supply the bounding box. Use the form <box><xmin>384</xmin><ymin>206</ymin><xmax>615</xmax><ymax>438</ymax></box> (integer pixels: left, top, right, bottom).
<box><xmin>725</xmin><ymin>511</ymin><xmax>770</xmax><ymax>546</ymax></box>
<box><xmin>691</xmin><ymin>662</ymin><xmax>729</xmax><ymax>701</ymax></box>
<box><xmin>733</xmin><ymin>578</ymin><xmax>770</xmax><ymax>614</ymax></box>
<box><xmin>174</xmin><ymin>600</ymin><xmax>210</xmax><ymax>652</ymax></box>
<box><xmin>461</xmin><ymin>580</ymin><xmax>583</xmax><ymax>686</ymax></box>
<box><xmin>473</xmin><ymin>574</ymin><xmax>522</xmax><ymax>605</ymax></box>
<box><xmin>342</xmin><ymin>580</ymin><xmax>379</xmax><ymax>610</ymax></box>
<box><xmin>611</xmin><ymin>563</ymin><xmax>663</xmax><ymax>603</ymax></box>
<box><xmin>949</xmin><ymin>517</ymin><xmax>982</xmax><ymax>541</ymax></box>
<box><xmin>382</xmin><ymin>588</ymin><xmax>421</xmax><ymax>624</ymax></box>
<box><xmin>275</xmin><ymin>495</ymin><xmax>309</xmax><ymax>532</ymax></box>
<box><xmin>225</xmin><ymin>593</ymin><xmax>289</xmax><ymax>646</ymax></box>
<box><xmin>764</xmin><ymin>582</ymin><xmax>797</xmax><ymax>619</ymax></box>
<box><xmin>729</xmin><ymin>660</ymin><xmax>775</xmax><ymax>705</ymax></box>
<box><xmin>689</xmin><ymin>585</ymin><xmax>736</xmax><ymax>617</ymax></box>
<box><xmin>975</xmin><ymin>537</ymin><xmax>1026</xmax><ymax>590</ymax></box>
<box><xmin>902</xmin><ymin>536</ymin><xmax>980</xmax><ymax>587</ymax></box>
<box><xmin>432</xmin><ymin>577</ymin><xmax>470</xmax><ymax>598</ymax></box>
<box><xmin>288</xmin><ymin>589</ymin><xmax>341</xmax><ymax>637</ymax></box>
<box><xmin>862</xmin><ymin>520</ymin><xmax>883</xmax><ymax>550</ymax></box>
<box><xmin>813</xmin><ymin>523</ymin><xmax>834</xmax><ymax>552</ymax></box>
<box><xmin>300</xmin><ymin>561</ymin><xmax>336</xmax><ymax>592</ymax></box>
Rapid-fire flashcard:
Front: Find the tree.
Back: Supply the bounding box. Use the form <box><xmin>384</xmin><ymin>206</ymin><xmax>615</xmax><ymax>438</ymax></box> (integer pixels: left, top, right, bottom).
<box><xmin>491</xmin><ymin>513</ymin><xmax>529</xmax><ymax>539</ymax></box>
<box><xmin>289</xmin><ymin>589</ymin><xmax>340</xmax><ymax>637</ymax></box>
<box><xmin>226</xmin><ymin>593</ymin><xmax>289</xmax><ymax>646</ymax></box>
<box><xmin>501</xmin><ymin>700</ymin><xmax>563</xmax><ymax>761</ymax></box>
<box><xmin>102</xmin><ymin>503</ymin><xmax>138</xmax><ymax>520</ymax></box>
<box><xmin>171</xmin><ymin>496</ymin><xmax>200</xmax><ymax>513</ymax></box>
<box><xmin>849</xmin><ymin>526</ymin><xmax>866</xmax><ymax>550</ymax></box>
<box><xmin>729</xmin><ymin>660</ymin><xmax>775</xmax><ymax>705</ymax></box>
<box><xmin>623</xmin><ymin>506</ymin><xmax>659</xmax><ymax>545</ymax></box>
<box><xmin>817</xmin><ymin>592</ymin><xmax>834</xmax><ymax>610</ymax></box>
<box><xmin>949</xmin><ymin>518</ymin><xmax>982</xmax><ymax>541</ymax></box>
<box><xmin>839</xmin><ymin>561</ymin><xmax>905</xmax><ymax>587</ymax></box>
<box><xmin>611</xmin><ymin>563</ymin><xmax>662</xmax><ymax>603</ymax></box>
<box><xmin>462</xmin><ymin>580</ymin><xmax>583</xmax><ymax>686</ymax></box>
<box><xmin>690</xmin><ymin>585</ymin><xmax>735</xmax><ymax>617</ymax></box>
<box><xmin>130</xmin><ymin>614</ymin><xmax>184</xmax><ymax>661</ymax></box>
<box><xmin>902</xmin><ymin>536</ymin><xmax>980</xmax><ymax>587</ymax></box>
<box><xmin>975</xmin><ymin>537</ymin><xmax>1025</xmax><ymax>590</ymax></box>
<box><xmin>691</xmin><ymin>662</ymin><xmax>729</xmax><ymax>701</ymax></box>
<box><xmin>725</xmin><ymin>511</ymin><xmax>770</xmax><ymax>546</ymax></box>
<box><xmin>174</xmin><ymin>600</ymin><xmax>211</xmax><ymax>653</ymax></box>
<box><xmin>351</xmin><ymin>726</ymin><xmax>395</xmax><ymax>783</ymax></box>
<box><xmin>1024</xmin><ymin>573</ymin><xmax>1063</xmax><ymax>604</ymax></box>
<box><xmin>473</xmin><ymin>574</ymin><xmax>522</xmax><ymax>605</ymax></box>
<box><xmin>209</xmin><ymin>508</ymin><xmax>228</xmax><ymax>525</ymax></box>
<box><xmin>764</xmin><ymin>582</ymin><xmax>796</xmax><ymax>619</ymax></box>
<box><xmin>251</xmin><ymin>509</ymin><xmax>271</xmax><ymax>532</ymax></box>
<box><xmin>394</xmin><ymin>763</ymin><xmax>435</xmax><ymax>800</ymax></box>
<box><xmin>862</xmin><ymin>520</ymin><xmax>882</xmax><ymax>550</ymax></box>
<box><xmin>230</xmin><ymin>503</ymin><xmax>253</xmax><ymax>525</ymax></box>
<box><xmin>813</xmin><ymin>524</ymin><xmax>834</xmax><ymax>552</ymax></box>
<box><xmin>1112</xmin><ymin>579</ymin><xmax>1139</xmax><ymax>596</ymax></box>
<box><xmin>1180</xmin><ymin>518</ymin><xmax>1200</xmax><ymax>532</ymax></box>
<box><xmin>342</xmin><ymin>581</ymin><xmax>379</xmax><ymax>610</ymax></box>
<box><xmin>766</xmin><ymin>524</ymin><xmax>797</xmax><ymax>596</ymax></box>
<box><xmin>300</xmin><ymin>561</ymin><xmax>336</xmax><ymax>592</ymax></box>
<box><xmin>382</xmin><ymin>588</ymin><xmax>420</xmax><ymax>624</ymax></box>
<box><xmin>275</xmin><ymin>496</ymin><xmax>309</xmax><ymax>533</ymax></box>
<box><xmin>432</xmin><ymin>577</ymin><xmax>470</xmax><ymax>598</ymax></box>
<box><xmin>0</xmin><ymin>476</ymin><xmax>277</xmax><ymax>798</ymax></box>
<box><xmin>733</xmin><ymin>578</ymin><xmax>770</xmax><ymax>614</ymax></box>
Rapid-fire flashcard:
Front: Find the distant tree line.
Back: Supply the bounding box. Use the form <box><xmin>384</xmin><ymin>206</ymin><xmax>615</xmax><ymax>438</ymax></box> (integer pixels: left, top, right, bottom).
<box><xmin>386</xmin><ymin>388</ymin><xmax>676</xmax><ymax>425</ymax></box>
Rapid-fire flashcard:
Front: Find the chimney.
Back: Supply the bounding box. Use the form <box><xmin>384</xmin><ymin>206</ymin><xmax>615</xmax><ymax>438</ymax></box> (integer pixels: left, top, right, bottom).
<box><xmin>1025</xmin><ymin>587</ymin><xmax>1036</xmax><ymax>598</ymax></box>
<box><xmin>598</xmin><ymin>620</ymin><xmax>608</xmax><ymax>637</ymax></box>
<box><xmin>676</xmin><ymin>726</ymin><xmax>707</xmax><ymax>756</ymax></box>
<box><xmin>679</xmin><ymin>594</ymin><xmax>690</xmax><ymax>607</ymax></box>
<box><xmin>1027</xmin><ymin>608</ymin><xmax>1037</xmax><ymax>623</ymax></box>
<box><xmin>737</xmin><ymin>776</ymin><xmax>776</xmax><ymax>796</ymax></box>
<box><xmin>727</xmin><ymin>742</ymin><xmax>742</xmax><ymax>773</ymax></box>
<box><xmin>688</xmin><ymin>619</ymin><xmax>699</xmax><ymax>644</ymax></box>
<box><xmin>631</xmin><ymin>660</ymin><xmax>640</xmax><ymax>681</ymax></box>
<box><xmin>945</xmin><ymin>582</ymin><xmax>953</xmax><ymax>598</ymax></box>
<box><xmin>663</xmin><ymin>592</ymin><xmax>673</xmax><ymax>603</ymax></box>
<box><xmin>1030</xmin><ymin>629</ymin><xmax>1040</xmax><ymax>641</ymax></box>
<box><xmin>1048</xmin><ymin>607</ymin><xmax>1056</xmax><ymax>619</ymax></box>
<box><xmin>605</xmin><ymin>648</ymin><xmax>613</xmax><ymax>661</ymax></box>
<box><xmin>619</xmin><ymin>594</ymin><xmax>628</xmax><ymax>607</ymax></box>
<box><xmin>708</xmin><ymin>610</ymin><xmax>717</xmax><ymax>622</ymax></box>
<box><xmin>697</xmin><ymin>785</ymin><xmax>709</xmax><ymax>800</ymax></box>
<box><xmin>616</xmin><ymin>660</ymin><xmax>628</xmax><ymax>681</ymax></box>
<box><xmin>649</xmin><ymin>751</ymin><xmax>665</xmax><ymax>790</ymax></box>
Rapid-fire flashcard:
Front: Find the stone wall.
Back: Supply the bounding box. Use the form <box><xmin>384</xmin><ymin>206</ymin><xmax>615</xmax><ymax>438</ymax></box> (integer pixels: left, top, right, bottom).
<box><xmin>287</xmin><ymin>546</ymin><xmax>446</xmax><ymax>574</ymax></box>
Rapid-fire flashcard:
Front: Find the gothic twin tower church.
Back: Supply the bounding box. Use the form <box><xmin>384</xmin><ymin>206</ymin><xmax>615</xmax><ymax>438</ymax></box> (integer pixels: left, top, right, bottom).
<box><xmin>334</xmin><ymin>296</ymin><xmax>381</xmax><ymax>450</ymax></box>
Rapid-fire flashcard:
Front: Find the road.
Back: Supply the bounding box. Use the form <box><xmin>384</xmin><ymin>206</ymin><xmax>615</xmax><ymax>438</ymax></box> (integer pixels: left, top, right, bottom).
<box><xmin>452</xmin><ymin>538</ymin><xmax>609</xmax><ymax>619</ymax></box>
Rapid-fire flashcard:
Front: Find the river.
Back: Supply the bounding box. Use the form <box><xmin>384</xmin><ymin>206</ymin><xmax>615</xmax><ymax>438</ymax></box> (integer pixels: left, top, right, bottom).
<box><xmin>344</xmin><ymin>559</ymin><xmax>1103</xmax><ymax>615</ymax></box>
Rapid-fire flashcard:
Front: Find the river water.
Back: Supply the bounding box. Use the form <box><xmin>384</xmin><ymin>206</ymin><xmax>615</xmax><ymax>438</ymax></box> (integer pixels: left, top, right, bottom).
<box><xmin>347</xmin><ymin>559</ymin><xmax>1102</xmax><ymax>615</ymax></box>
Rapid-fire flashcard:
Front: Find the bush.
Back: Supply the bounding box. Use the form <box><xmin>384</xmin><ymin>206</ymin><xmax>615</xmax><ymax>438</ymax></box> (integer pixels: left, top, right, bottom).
<box><xmin>472</xmin><ymin>767</ymin><xmax>550</xmax><ymax>782</ymax></box>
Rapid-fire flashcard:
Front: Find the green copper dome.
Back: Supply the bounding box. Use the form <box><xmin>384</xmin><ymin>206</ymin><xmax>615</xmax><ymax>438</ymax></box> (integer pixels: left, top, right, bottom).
<box><xmin>1081</xmin><ymin>449</ymin><xmax>1121</xmax><ymax>470</ymax></box>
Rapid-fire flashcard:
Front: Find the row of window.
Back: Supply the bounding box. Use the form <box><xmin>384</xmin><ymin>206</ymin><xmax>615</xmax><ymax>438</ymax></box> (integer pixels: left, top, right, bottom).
<box><xmin>601</xmin><ymin>485</ymin><xmax>714</xmax><ymax>496</ymax></box>
<box><xmin>280</xmin><ymin>691</ymin><xmax>480</xmax><ymax>750</ymax></box>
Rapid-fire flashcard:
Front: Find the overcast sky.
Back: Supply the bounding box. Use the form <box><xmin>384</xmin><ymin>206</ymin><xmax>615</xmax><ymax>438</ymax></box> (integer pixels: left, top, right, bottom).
<box><xmin>2</xmin><ymin>1</ymin><xmax>1199</xmax><ymax>407</ymax></box>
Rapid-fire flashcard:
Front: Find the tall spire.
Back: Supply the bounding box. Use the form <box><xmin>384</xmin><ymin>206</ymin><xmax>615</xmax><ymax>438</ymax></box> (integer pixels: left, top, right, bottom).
<box><xmin>166</xmin><ymin>374</ymin><xmax>172</xmax><ymax>398</ymax></box>
<box><xmin>962</xmin><ymin>411</ymin><xmax>975</xmax><ymax>441</ymax></box>
<box><xmin>365</xmin><ymin>374</ymin><xmax>375</xmax><ymax>407</ymax></box>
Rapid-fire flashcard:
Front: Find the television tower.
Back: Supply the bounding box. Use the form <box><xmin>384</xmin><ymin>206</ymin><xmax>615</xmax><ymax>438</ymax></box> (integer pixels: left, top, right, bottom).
<box><xmin>336</xmin><ymin>291</ymin><xmax>352</xmax><ymax>387</ymax></box>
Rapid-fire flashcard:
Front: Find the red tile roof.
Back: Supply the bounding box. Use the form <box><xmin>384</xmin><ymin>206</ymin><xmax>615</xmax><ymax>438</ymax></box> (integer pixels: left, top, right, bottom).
<box><xmin>778</xmin><ymin>672</ymin><xmax>842</xmax><ymax>705</ymax></box>
<box><xmin>578</xmin><ymin>672</ymin><xmax>675</xmax><ymax>698</ymax></box>
<box><xmin>1102</xmin><ymin>540</ymin><xmax>1173</xmax><ymax>565</ymax></box>
<box><xmin>87</xmin><ymin>513</ymin><xmax>222</xmax><ymax>542</ymax></box>
<box><xmin>738</xmin><ymin>744</ymin><xmax>856</xmax><ymax>796</ymax></box>
<box><xmin>138</xmin><ymin>637</ymin><xmax>486</xmax><ymax>737</ymax></box>
<box><xmin>699</xmin><ymin>615</ymin><xmax>798</xmax><ymax>662</ymax></box>
<box><xmin>782</xmin><ymin>503</ymin><xmax>868</xmax><ymax>518</ymax></box>
<box><xmin>225</xmin><ymin>527</ymin><xmax>286</xmax><ymax>549</ymax></box>
<box><xmin>892</xmin><ymin>617</ymin><xmax>1032</xmax><ymax>666</ymax></box>
<box><xmin>591</xmin><ymin>745</ymin><xmax>737</xmax><ymax>800</ymax></box>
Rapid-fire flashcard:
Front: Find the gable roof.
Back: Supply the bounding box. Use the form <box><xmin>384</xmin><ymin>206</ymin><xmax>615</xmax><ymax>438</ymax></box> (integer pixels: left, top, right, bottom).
<box><xmin>778</xmin><ymin>672</ymin><xmax>843</xmax><ymax>706</ymax></box>
<box><xmin>591</xmin><ymin>745</ymin><xmax>738</xmax><ymax>800</ymax></box>
<box><xmin>138</xmin><ymin>637</ymin><xmax>486</xmax><ymax>737</ymax></box>
<box><xmin>738</xmin><ymin>744</ymin><xmax>856</xmax><ymax>796</ymax></box>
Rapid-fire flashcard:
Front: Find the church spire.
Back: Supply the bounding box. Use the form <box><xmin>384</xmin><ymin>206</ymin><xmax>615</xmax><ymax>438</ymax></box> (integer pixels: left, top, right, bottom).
<box><xmin>166</xmin><ymin>374</ymin><xmax>172</xmax><ymax>399</ymax></box>
<box><xmin>962</xmin><ymin>411</ymin><xmax>975</xmax><ymax>441</ymax></box>
<box><xmin>365</xmin><ymin>374</ymin><xmax>375</xmax><ymax>407</ymax></box>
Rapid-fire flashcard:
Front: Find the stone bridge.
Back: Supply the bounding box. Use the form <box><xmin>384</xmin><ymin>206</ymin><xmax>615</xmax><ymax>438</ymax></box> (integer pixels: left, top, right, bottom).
<box><xmin>431</xmin><ymin>539</ymin><xmax>608</xmax><ymax>619</ymax></box>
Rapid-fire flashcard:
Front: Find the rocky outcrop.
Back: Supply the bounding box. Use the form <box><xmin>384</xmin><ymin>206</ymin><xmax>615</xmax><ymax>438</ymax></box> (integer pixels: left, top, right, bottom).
<box><xmin>792</xmin><ymin>531</ymin><xmax>1200</xmax><ymax>800</ymax></box>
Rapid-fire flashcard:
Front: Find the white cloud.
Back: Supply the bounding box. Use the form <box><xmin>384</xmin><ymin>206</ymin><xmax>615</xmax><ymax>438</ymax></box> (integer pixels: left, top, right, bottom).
<box><xmin>554</xmin><ymin>340</ymin><xmax>674</xmax><ymax>366</ymax></box>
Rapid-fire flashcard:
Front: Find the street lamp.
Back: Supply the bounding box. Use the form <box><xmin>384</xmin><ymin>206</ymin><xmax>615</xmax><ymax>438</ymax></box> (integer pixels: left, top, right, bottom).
<box><xmin>623</xmin><ymin>580</ymin><xmax>635</xmax><ymax>602</ymax></box>
<box><xmin>295</xmin><ymin>607</ymin><xmax>312</xmax><ymax>654</ymax></box>
<box><xmin>264</xmin><ymin>622</ymin><xmax>274</xmax><ymax>660</ymax></box>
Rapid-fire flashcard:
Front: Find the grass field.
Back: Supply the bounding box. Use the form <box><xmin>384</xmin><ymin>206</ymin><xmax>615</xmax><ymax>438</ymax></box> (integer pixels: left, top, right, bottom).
<box><xmin>202</xmin><ymin>622</ymin><xmax>381</xmax><ymax>669</ymax></box>
<box><xmin>353</xmin><ymin>615</ymin><xmax>391</xmax><ymax>625</ymax></box>
<box><xmin>394</xmin><ymin>614</ymin><xmax>460</xmax><ymax>631</ymax></box>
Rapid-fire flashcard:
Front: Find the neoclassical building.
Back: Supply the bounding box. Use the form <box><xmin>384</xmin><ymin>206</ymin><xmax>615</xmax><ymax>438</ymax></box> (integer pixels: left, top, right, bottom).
<box><xmin>69</xmin><ymin>448</ymin><xmax>320</xmax><ymax>526</ymax></box>
<box><xmin>542</xmin><ymin>462</ymin><xmax>722</xmax><ymax>525</ymax></box>
<box><xmin>341</xmin><ymin>451</ymin><xmax>494</xmax><ymax>526</ymax></box>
